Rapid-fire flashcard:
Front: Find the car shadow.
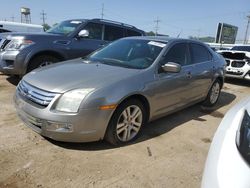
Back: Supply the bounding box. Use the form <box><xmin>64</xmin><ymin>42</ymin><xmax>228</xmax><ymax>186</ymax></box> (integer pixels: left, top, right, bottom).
<box><xmin>5</xmin><ymin>75</ymin><xmax>21</xmax><ymax>86</ymax></box>
<box><xmin>48</xmin><ymin>91</ymin><xmax>236</xmax><ymax>151</ymax></box>
<box><xmin>225</xmin><ymin>78</ymin><xmax>250</xmax><ymax>87</ymax></box>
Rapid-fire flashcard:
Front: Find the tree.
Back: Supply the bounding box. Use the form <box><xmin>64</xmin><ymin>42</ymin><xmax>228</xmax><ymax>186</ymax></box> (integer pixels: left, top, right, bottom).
<box><xmin>146</xmin><ymin>31</ymin><xmax>156</xmax><ymax>36</ymax></box>
<box><xmin>42</xmin><ymin>24</ymin><xmax>51</xmax><ymax>31</ymax></box>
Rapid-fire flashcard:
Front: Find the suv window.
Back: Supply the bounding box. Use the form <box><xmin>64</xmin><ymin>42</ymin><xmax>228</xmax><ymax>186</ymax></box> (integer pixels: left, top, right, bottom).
<box><xmin>84</xmin><ymin>23</ymin><xmax>103</xmax><ymax>40</ymax></box>
<box><xmin>190</xmin><ymin>43</ymin><xmax>212</xmax><ymax>64</ymax></box>
<box><xmin>162</xmin><ymin>43</ymin><xmax>189</xmax><ymax>66</ymax></box>
<box><xmin>127</xmin><ymin>29</ymin><xmax>142</xmax><ymax>37</ymax></box>
<box><xmin>104</xmin><ymin>25</ymin><xmax>124</xmax><ymax>41</ymax></box>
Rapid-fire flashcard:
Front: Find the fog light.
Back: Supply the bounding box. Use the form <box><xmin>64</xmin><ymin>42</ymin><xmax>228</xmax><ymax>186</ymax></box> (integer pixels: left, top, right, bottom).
<box><xmin>46</xmin><ymin>121</ymin><xmax>73</xmax><ymax>132</ymax></box>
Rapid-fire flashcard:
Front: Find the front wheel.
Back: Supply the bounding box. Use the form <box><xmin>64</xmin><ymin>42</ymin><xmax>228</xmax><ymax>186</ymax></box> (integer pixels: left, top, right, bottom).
<box><xmin>27</xmin><ymin>55</ymin><xmax>59</xmax><ymax>73</ymax></box>
<box><xmin>105</xmin><ymin>99</ymin><xmax>146</xmax><ymax>145</ymax></box>
<box><xmin>203</xmin><ymin>80</ymin><xmax>222</xmax><ymax>107</ymax></box>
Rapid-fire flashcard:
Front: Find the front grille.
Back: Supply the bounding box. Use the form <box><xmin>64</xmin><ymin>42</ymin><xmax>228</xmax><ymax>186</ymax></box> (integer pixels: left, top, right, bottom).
<box><xmin>17</xmin><ymin>81</ymin><xmax>57</xmax><ymax>107</ymax></box>
<box><xmin>231</xmin><ymin>61</ymin><xmax>246</xmax><ymax>68</ymax></box>
<box><xmin>0</xmin><ymin>39</ymin><xmax>11</xmax><ymax>49</ymax></box>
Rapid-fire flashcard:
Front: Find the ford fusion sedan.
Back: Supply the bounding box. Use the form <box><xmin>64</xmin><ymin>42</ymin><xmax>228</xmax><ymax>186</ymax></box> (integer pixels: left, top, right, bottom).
<box><xmin>202</xmin><ymin>97</ymin><xmax>250</xmax><ymax>188</ymax></box>
<box><xmin>14</xmin><ymin>37</ymin><xmax>225</xmax><ymax>145</ymax></box>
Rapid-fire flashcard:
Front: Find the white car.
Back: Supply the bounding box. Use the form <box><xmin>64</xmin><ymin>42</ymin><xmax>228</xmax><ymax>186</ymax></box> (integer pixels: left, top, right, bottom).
<box><xmin>202</xmin><ymin>97</ymin><xmax>250</xmax><ymax>188</ymax></box>
<box><xmin>218</xmin><ymin>45</ymin><xmax>250</xmax><ymax>80</ymax></box>
<box><xmin>0</xmin><ymin>21</ymin><xmax>44</xmax><ymax>33</ymax></box>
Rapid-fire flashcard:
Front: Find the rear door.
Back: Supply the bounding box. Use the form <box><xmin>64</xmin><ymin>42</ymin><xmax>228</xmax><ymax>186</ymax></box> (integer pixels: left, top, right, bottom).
<box><xmin>188</xmin><ymin>43</ymin><xmax>214</xmax><ymax>99</ymax></box>
<box><xmin>103</xmin><ymin>24</ymin><xmax>125</xmax><ymax>42</ymax></box>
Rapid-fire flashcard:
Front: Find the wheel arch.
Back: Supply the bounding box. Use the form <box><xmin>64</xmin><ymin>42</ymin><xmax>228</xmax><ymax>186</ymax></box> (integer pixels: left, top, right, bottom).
<box><xmin>25</xmin><ymin>50</ymin><xmax>66</xmax><ymax>73</ymax></box>
<box><xmin>116</xmin><ymin>93</ymin><xmax>151</xmax><ymax>122</ymax></box>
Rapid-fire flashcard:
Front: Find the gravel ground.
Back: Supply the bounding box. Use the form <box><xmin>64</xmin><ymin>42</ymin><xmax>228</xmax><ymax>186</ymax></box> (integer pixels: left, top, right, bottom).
<box><xmin>0</xmin><ymin>74</ymin><xmax>249</xmax><ymax>188</ymax></box>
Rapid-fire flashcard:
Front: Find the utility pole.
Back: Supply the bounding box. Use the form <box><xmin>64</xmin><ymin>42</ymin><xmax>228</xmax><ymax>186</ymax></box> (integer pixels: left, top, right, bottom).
<box><xmin>154</xmin><ymin>17</ymin><xmax>161</xmax><ymax>36</ymax></box>
<box><xmin>101</xmin><ymin>3</ymin><xmax>104</xmax><ymax>19</ymax></box>
<box><xmin>10</xmin><ymin>15</ymin><xmax>15</xmax><ymax>22</ymax></box>
<box><xmin>244</xmin><ymin>15</ymin><xmax>250</xmax><ymax>44</ymax></box>
<box><xmin>40</xmin><ymin>10</ymin><xmax>47</xmax><ymax>25</ymax></box>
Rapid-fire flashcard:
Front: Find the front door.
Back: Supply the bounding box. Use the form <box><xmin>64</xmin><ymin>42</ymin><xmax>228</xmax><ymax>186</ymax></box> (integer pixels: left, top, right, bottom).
<box><xmin>69</xmin><ymin>22</ymin><xmax>107</xmax><ymax>59</ymax></box>
<box><xmin>151</xmin><ymin>42</ymin><xmax>194</xmax><ymax>116</ymax></box>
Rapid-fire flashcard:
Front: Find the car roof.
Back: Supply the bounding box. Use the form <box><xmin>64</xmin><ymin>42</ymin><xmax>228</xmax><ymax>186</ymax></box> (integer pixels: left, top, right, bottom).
<box><xmin>64</xmin><ymin>18</ymin><xmax>144</xmax><ymax>33</ymax></box>
<box><xmin>122</xmin><ymin>36</ymin><xmax>206</xmax><ymax>44</ymax></box>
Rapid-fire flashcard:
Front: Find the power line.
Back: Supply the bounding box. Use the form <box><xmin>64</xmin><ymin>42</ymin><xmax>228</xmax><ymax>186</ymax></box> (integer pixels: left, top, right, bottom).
<box><xmin>244</xmin><ymin>15</ymin><xmax>250</xmax><ymax>44</ymax></box>
<box><xmin>41</xmin><ymin>10</ymin><xmax>47</xmax><ymax>25</ymax></box>
<box><xmin>101</xmin><ymin>3</ymin><xmax>104</xmax><ymax>19</ymax></box>
<box><xmin>154</xmin><ymin>17</ymin><xmax>161</xmax><ymax>36</ymax></box>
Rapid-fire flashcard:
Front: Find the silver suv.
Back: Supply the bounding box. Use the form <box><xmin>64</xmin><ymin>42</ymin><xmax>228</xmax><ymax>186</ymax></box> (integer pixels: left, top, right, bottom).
<box><xmin>14</xmin><ymin>37</ymin><xmax>226</xmax><ymax>145</ymax></box>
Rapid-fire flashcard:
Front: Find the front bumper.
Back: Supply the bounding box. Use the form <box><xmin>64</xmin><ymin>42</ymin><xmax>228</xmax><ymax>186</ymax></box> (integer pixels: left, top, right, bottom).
<box><xmin>14</xmin><ymin>90</ymin><xmax>114</xmax><ymax>142</ymax></box>
<box><xmin>0</xmin><ymin>50</ymin><xmax>27</xmax><ymax>75</ymax></box>
<box><xmin>201</xmin><ymin>97</ymin><xmax>250</xmax><ymax>188</ymax></box>
<box><xmin>225</xmin><ymin>62</ymin><xmax>250</xmax><ymax>80</ymax></box>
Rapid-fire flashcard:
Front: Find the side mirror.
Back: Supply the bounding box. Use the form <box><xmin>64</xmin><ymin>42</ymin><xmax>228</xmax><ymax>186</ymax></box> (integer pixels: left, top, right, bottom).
<box><xmin>161</xmin><ymin>62</ymin><xmax>181</xmax><ymax>73</ymax></box>
<box><xmin>78</xmin><ymin>29</ymin><xmax>89</xmax><ymax>38</ymax></box>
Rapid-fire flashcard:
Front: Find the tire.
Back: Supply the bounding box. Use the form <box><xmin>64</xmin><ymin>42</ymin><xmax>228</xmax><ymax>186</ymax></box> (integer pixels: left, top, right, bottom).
<box><xmin>27</xmin><ymin>55</ymin><xmax>59</xmax><ymax>73</ymax></box>
<box><xmin>203</xmin><ymin>79</ymin><xmax>222</xmax><ymax>107</ymax></box>
<box><xmin>105</xmin><ymin>99</ymin><xmax>147</xmax><ymax>145</ymax></box>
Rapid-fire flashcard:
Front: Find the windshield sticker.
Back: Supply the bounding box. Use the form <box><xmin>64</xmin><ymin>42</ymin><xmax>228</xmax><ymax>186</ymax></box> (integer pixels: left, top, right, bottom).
<box><xmin>70</xmin><ymin>21</ymin><xmax>82</xmax><ymax>24</ymax></box>
<box><xmin>148</xmin><ymin>41</ymin><xmax>166</xmax><ymax>48</ymax></box>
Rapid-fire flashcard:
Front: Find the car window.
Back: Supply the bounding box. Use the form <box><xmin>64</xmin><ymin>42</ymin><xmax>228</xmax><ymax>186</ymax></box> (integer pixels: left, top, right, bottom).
<box><xmin>47</xmin><ymin>20</ymin><xmax>83</xmax><ymax>35</ymax></box>
<box><xmin>162</xmin><ymin>43</ymin><xmax>189</xmax><ymax>66</ymax></box>
<box><xmin>84</xmin><ymin>23</ymin><xmax>103</xmax><ymax>40</ymax></box>
<box><xmin>87</xmin><ymin>39</ymin><xmax>166</xmax><ymax>69</ymax></box>
<box><xmin>190</xmin><ymin>43</ymin><xmax>212</xmax><ymax>64</ymax></box>
<box><xmin>126</xmin><ymin>29</ymin><xmax>142</xmax><ymax>37</ymax></box>
<box><xmin>104</xmin><ymin>25</ymin><xmax>124</xmax><ymax>41</ymax></box>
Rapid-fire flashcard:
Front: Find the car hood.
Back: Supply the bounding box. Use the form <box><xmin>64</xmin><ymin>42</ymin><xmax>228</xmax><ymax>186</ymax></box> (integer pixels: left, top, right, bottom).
<box><xmin>0</xmin><ymin>32</ymin><xmax>66</xmax><ymax>41</ymax></box>
<box><xmin>23</xmin><ymin>58</ymin><xmax>141</xmax><ymax>93</ymax></box>
<box><xmin>217</xmin><ymin>50</ymin><xmax>250</xmax><ymax>59</ymax></box>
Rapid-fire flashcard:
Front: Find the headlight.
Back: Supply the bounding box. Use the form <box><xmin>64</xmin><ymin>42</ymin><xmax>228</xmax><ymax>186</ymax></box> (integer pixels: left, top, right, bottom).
<box><xmin>55</xmin><ymin>89</ymin><xmax>94</xmax><ymax>113</ymax></box>
<box><xmin>5</xmin><ymin>39</ymin><xmax>34</xmax><ymax>51</ymax></box>
<box><xmin>236</xmin><ymin>110</ymin><xmax>250</xmax><ymax>164</ymax></box>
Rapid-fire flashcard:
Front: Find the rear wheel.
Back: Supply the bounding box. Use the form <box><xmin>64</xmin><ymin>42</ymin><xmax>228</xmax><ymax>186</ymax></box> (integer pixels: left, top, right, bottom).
<box><xmin>27</xmin><ymin>55</ymin><xmax>59</xmax><ymax>73</ymax></box>
<box><xmin>105</xmin><ymin>99</ymin><xmax>146</xmax><ymax>145</ymax></box>
<box><xmin>203</xmin><ymin>80</ymin><xmax>221</xmax><ymax>107</ymax></box>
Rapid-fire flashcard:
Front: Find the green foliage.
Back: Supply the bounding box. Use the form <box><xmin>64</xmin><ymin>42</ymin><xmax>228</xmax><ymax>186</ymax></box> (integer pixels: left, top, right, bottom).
<box><xmin>189</xmin><ymin>36</ymin><xmax>215</xmax><ymax>43</ymax></box>
<box><xmin>42</xmin><ymin>24</ymin><xmax>51</xmax><ymax>31</ymax></box>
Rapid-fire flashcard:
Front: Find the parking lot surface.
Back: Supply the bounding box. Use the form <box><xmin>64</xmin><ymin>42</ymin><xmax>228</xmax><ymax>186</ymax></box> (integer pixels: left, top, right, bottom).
<box><xmin>0</xmin><ymin>74</ymin><xmax>249</xmax><ymax>188</ymax></box>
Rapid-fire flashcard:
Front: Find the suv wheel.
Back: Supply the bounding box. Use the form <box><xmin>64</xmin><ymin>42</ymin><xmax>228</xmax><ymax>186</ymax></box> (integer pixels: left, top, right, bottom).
<box><xmin>27</xmin><ymin>55</ymin><xmax>59</xmax><ymax>73</ymax></box>
<box><xmin>105</xmin><ymin>99</ymin><xmax>146</xmax><ymax>145</ymax></box>
<box><xmin>203</xmin><ymin>80</ymin><xmax>221</xmax><ymax>107</ymax></box>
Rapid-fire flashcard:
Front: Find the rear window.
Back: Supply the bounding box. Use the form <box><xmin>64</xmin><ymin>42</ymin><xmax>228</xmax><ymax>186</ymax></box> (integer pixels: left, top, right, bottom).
<box><xmin>190</xmin><ymin>43</ymin><xmax>212</xmax><ymax>64</ymax></box>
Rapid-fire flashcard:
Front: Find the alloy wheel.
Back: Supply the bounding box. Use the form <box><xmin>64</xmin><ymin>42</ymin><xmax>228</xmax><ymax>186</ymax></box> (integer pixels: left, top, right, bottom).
<box><xmin>116</xmin><ymin>105</ymin><xmax>143</xmax><ymax>142</ymax></box>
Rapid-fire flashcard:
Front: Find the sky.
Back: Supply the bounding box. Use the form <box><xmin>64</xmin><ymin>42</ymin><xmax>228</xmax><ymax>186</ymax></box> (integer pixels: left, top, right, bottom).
<box><xmin>0</xmin><ymin>0</ymin><xmax>249</xmax><ymax>42</ymax></box>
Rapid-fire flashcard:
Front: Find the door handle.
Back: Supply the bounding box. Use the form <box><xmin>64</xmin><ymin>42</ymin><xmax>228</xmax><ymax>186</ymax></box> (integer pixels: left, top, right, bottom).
<box><xmin>186</xmin><ymin>71</ymin><xmax>192</xmax><ymax>79</ymax></box>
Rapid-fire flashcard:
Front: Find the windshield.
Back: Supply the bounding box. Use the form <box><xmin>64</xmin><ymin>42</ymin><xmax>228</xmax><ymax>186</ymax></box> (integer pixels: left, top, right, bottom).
<box><xmin>86</xmin><ymin>39</ymin><xmax>166</xmax><ymax>69</ymax></box>
<box><xmin>46</xmin><ymin>20</ymin><xmax>83</xmax><ymax>35</ymax></box>
<box><xmin>231</xmin><ymin>46</ymin><xmax>250</xmax><ymax>52</ymax></box>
